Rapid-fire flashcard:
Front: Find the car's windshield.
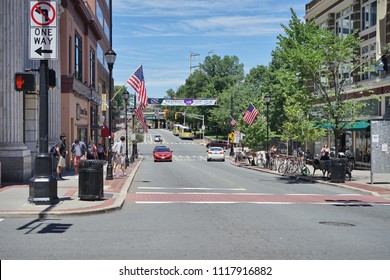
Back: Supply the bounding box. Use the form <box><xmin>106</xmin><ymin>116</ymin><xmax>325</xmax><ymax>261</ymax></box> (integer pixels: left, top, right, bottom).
<box><xmin>156</xmin><ymin>147</ymin><xmax>170</xmax><ymax>152</ymax></box>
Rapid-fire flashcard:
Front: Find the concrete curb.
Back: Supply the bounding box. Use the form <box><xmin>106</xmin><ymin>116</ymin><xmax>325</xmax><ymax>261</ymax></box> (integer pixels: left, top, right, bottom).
<box><xmin>229</xmin><ymin>160</ymin><xmax>390</xmax><ymax>200</ymax></box>
<box><xmin>0</xmin><ymin>160</ymin><xmax>142</xmax><ymax>219</ymax></box>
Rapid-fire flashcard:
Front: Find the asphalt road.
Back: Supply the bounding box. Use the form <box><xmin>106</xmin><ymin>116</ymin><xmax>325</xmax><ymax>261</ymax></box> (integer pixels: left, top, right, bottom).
<box><xmin>1</xmin><ymin>129</ymin><xmax>390</xmax><ymax>259</ymax></box>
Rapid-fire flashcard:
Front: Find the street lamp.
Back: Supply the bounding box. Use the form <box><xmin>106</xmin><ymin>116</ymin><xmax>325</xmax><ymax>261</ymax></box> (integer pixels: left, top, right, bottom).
<box><xmin>265</xmin><ymin>93</ymin><xmax>271</xmax><ymax>161</ymax></box>
<box><xmin>105</xmin><ymin>0</ymin><xmax>116</xmax><ymax>180</ymax></box>
<box><xmin>105</xmin><ymin>49</ymin><xmax>117</xmax><ymax>180</ymax></box>
<box><xmin>123</xmin><ymin>90</ymin><xmax>130</xmax><ymax>167</ymax></box>
<box><xmin>131</xmin><ymin>93</ymin><xmax>137</xmax><ymax>163</ymax></box>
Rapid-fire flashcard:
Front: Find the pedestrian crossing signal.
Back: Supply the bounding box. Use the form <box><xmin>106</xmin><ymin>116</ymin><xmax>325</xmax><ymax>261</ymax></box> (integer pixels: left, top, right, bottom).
<box><xmin>14</xmin><ymin>73</ymin><xmax>35</xmax><ymax>92</ymax></box>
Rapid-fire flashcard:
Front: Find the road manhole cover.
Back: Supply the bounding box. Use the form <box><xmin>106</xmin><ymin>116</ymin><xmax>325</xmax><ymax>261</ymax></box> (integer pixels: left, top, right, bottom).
<box><xmin>319</xmin><ymin>221</ymin><xmax>355</xmax><ymax>227</ymax></box>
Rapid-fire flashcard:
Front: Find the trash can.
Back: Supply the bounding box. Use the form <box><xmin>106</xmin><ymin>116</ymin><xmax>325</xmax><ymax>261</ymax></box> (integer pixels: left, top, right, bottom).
<box><xmin>330</xmin><ymin>158</ymin><xmax>346</xmax><ymax>183</ymax></box>
<box><xmin>78</xmin><ymin>160</ymin><xmax>104</xmax><ymax>200</ymax></box>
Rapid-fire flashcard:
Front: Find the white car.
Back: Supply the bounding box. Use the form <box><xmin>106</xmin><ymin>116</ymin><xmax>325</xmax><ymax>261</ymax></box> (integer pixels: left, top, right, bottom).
<box><xmin>207</xmin><ymin>147</ymin><xmax>225</xmax><ymax>161</ymax></box>
<box><xmin>154</xmin><ymin>134</ymin><xmax>162</xmax><ymax>142</ymax></box>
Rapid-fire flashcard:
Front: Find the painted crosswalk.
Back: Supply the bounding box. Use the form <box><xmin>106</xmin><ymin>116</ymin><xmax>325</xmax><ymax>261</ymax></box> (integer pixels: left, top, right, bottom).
<box><xmin>126</xmin><ymin>193</ymin><xmax>390</xmax><ymax>205</ymax></box>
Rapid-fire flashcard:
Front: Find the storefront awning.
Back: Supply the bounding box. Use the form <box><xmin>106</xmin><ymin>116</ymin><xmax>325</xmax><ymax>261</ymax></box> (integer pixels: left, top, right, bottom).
<box><xmin>343</xmin><ymin>121</ymin><xmax>370</xmax><ymax>131</ymax></box>
<box><xmin>318</xmin><ymin>120</ymin><xmax>370</xmax><ymax>131</ymax></box>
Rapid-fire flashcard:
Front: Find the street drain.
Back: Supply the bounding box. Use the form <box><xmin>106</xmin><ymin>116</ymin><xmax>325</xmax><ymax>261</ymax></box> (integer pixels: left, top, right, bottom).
<box><xmin>319</xmin><ymin>221</ymin><xmax>356</xmax><ymax>227</ymax></box>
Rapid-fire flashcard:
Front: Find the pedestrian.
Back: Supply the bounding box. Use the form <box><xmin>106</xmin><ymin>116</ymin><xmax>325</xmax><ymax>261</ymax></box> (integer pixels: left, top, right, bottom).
<box><xmin>320</xmin><ymin>144</ymin><xmax>329</xmax><ymax>157</ymax></box>
<box><xmin>87</xmin><ymin>141</ymin><xmax>98</xmax><ymax>159</ymax></box>
<box><xmin>112</xmin><ymin>136</ymin><xmax>127</xmax><ymax>177</ymax></box>
<box><xmin>71</xmin><ymin>139</ymin><xmax>87</xmax><ymax>180</ymax></box>
<box><xmin>97</xmin><ymin>143</ymin><xmax>104</xmax><ymax>160</ymax></box>
<box><xmin>55</xmin><ymin>133</ymin><xmax>68</xmax><ymax>180</ymax></box>
<box><xmin>320</xmin><ymin>151</ymin><xmax>331</xmax><ymax>171</ymax></box>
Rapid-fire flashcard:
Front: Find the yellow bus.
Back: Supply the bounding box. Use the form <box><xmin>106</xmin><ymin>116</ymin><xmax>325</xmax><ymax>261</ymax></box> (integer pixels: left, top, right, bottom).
<box><xmin>173</xmin><ymin>124</ymin><xmax>182</xmax><ymax>136</ymax></box>
<box><xmin>179</xmin><ymin>126</ymin><xmax>194</xmax><ymax>140</ymax></box>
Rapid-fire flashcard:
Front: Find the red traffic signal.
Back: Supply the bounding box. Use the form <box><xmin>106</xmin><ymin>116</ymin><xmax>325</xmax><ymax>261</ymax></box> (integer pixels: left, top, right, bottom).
<box><xmin>14</xmin><ymin>73</ymin><xmax>35</xmax><ymax>92</ymax></box>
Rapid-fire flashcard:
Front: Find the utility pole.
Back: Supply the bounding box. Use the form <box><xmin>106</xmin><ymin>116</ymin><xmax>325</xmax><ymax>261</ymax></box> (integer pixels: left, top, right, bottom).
<box><xmin>190</xmin><ymin>51</ymin><xmax>200</xmax><ymax>74</ymax></box>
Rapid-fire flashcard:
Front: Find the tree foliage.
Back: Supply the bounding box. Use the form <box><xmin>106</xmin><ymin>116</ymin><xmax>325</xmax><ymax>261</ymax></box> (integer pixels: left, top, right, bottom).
<box><xmin>163</xmin><ymin>9</ymin><xmax>366</xmax><ymax>152</ymax></box>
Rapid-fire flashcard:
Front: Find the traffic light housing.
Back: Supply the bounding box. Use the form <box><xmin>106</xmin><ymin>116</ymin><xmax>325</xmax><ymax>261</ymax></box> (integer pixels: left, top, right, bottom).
<box><xmin>164</xmin><ymin>109</ymin><xmax>169</xmax><ymax>118</ymax></box>
<box><xmin>229</xmin><ymin>132</ymin><xmax>234</xmax><ymax>143</ymax></box>
<box><xmin>175</xmin><ymin>112</ymin><xmax>178</xmax><ymax>120</ymax></box>
<box><xmin>14</xmin><ymin>73</ymin><xmax>35</xmax><ymax>91</ymax></box>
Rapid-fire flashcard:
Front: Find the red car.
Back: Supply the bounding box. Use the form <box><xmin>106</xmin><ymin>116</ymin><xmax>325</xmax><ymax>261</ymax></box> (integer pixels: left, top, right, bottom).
<box><xmin>153</xmin><ymin>146</ymin><xmax>173</xmax><ymax>162</ymax></box>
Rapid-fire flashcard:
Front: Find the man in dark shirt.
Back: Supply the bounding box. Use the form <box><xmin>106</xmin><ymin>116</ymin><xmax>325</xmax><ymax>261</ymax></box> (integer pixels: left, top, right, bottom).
<box><xmin>56</xmin><ymin>133</ymin><xmax>68</xmax><ymax>180</ymax></box>
<box><xmin>320</xmin><ymin>151</ymin><xmax>331</xmax><ymax>170</ymax></box>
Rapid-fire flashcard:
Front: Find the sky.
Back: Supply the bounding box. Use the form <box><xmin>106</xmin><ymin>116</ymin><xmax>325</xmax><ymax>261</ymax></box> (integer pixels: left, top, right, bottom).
<box><xmin>111</xmin><ymin>0</ymin><xmax>309</xmax><ymax>99</ymax></box>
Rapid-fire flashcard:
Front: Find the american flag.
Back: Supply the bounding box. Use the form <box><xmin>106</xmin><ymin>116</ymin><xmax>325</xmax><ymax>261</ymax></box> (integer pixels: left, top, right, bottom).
<box><xmin>127</xmin><ymin>65</ymin><xmax>148</xmax><ymax>108</ymax></box>
<box><xmin>230</xmin><ymin>116</ymin><xmax>237</xmax><ymax>126</ymax></box>
<box><xmin>243</xmin><ymin>103</ymin><xmax>259</xmax><ymax>125</ymax></box>
<box><xmin>135</xmin><ymin>106</ymin><xmax>148</xmax><ymax>133</ymax></box>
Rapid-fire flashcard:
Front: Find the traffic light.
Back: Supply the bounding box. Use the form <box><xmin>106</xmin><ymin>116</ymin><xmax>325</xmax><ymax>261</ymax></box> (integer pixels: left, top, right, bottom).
<box><xmin>175</xmin><ymin>112</ymin><xmax>178</xmax><ymax>120</ymax></box>
<box><xmin>48</xmin><ymin>69</ymin><xmax>56</xmax><ymax>88</ymax></box>
<box><xmin>228</xmin><ymin>132</ymin><xmax>234</xmax><ymax>143</ymax></box>
<box><xmin>14</xmin><ymin>73</ymin><xmax>35</xmax><ymax>91</ymax></box>
<box><xmin>164</xmin><ymin>109</ymin><xmax>169</xmax><ymax>118</ymax></box>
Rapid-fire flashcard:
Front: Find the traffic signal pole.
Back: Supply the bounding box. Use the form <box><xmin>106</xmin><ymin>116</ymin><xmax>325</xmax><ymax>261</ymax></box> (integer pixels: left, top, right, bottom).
<box><xmin>28</xmin><ymin>59</ymin><xmax>59</xmax><ymax>205</ymax></box>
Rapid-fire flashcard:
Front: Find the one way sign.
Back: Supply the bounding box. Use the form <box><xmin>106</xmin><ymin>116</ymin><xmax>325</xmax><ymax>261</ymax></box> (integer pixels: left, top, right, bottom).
<box><xmin>29</xmin><ymin>27</ymin><xmax>57</xmax><ymax>59</ymax></box>
<box><xmin>29</xmin><ymin>1</ymin><xmax>58</xmax><ymax>60</ymax></box>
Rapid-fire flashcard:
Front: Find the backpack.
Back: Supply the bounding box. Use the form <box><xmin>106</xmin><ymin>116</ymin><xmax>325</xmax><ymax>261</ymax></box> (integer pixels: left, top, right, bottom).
<box><xmin>50</xmin><ymin>142</ymin><xmax>58</xmax><ymax>157</ymax></box>
<box><xmin>87</xmin><ymin>146</ymin><xmax>94</xmax><ymax>155</ymax></box>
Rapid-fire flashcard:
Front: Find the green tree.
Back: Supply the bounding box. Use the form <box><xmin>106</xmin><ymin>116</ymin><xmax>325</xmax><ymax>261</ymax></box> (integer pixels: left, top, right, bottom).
<box><xmin>275</xmin><ymin>9</ymin><xmax>365</xmax><ymax>154</ymax></box>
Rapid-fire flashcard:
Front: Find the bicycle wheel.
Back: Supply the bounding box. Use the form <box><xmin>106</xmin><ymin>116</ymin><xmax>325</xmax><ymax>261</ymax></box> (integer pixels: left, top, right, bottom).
<box><xmin>288</xmin><ymin>162</ymin><xmax>299</xmax><ymax>174</ymax></box>
<box><xmin>278</xmin><ymin>162</ymin><xmax>287</xmax><ymax>173</ymax></box>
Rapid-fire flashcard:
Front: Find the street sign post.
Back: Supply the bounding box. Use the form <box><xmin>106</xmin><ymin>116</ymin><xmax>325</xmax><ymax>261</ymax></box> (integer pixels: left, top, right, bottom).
<box><xmin>28</xmin><ymin>0</ymin><xmax>59</xmax><ymax>205</ymax></box>
<box><xmin>29</xmin><ymin>1</ymin><xmax>58</xmax><ymax>60</ymax></box>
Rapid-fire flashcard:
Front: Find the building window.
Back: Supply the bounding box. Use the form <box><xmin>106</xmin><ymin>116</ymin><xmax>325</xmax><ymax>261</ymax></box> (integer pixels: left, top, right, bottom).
<box><xmin>361</xmin><ymin>0</ymin><xmax>377</xmax><ymax>30</ymax></box>
<box><xmin>90</xmin><ymin>48</ymin><xmax>96</xmax><ymax>88</ymax></box>
<box><xmin>75</xmin><ymin>32</ymin><xmax>83</xmax><ymax>81</ymax></box>
<box><xmin>361</xmin><ymin>42</ymin><xmax>377</xmax><ymax>80</ymax></box>
<box><xmin>357</xmin><ymin>98</ymin><xmax>380</xmax><ymax>116</ymax></box>
<box><xmin>335</xmin><ymin>6</ymin><xmax>353</xmax><ymax>37</ymax></box>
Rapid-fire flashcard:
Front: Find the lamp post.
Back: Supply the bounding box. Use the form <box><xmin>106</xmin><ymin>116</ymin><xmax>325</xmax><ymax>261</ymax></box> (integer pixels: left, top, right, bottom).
<box><xmin>265</xmin><ymin>93</ymin><xmax>271</xmax><ymax>161</ymax></box>
<box><xmin>105</xmin><ymin>0</ymin><xmax>116</xmax><ymax>180</ymax></box>
<box><xmin>131</xmin><ymin>93</ymin><xmax>137</xmax><ymax>163</ymax></box>
<box><xmin>230</xmin><ymin>91</ymin><xmax>234</xmax><ymax>156</ymax></box>
<box><xmin>105</xmin><ymin>49</ymin><xmax>116</xmax><ymax>180</ymax></box>
<box><xmin>124</xmin><ymin>90</ymin><xmax>130</xmax><ymax>167</ymax></box>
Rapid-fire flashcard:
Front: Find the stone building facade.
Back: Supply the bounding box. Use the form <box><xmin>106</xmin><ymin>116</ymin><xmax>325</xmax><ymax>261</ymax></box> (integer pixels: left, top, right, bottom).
<box><xmin>0</xmin><ymin>0</ymin><xmax>112</xmax><ymax>182</ymax></box>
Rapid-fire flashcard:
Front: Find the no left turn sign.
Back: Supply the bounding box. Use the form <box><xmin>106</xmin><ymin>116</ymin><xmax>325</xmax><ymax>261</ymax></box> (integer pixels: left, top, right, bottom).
<box><xmin>30</xmin><ymin>1</ymin><xmax>57</xmax><ymax>27</ymax></box>
<box><xmin>29</xmin><ymin>1</ymin><xmax>58</xmax><ymax>60</ymax></box>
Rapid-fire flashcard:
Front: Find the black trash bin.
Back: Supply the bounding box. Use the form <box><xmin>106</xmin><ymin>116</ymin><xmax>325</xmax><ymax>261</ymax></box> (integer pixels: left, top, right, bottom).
<box><xmin>78</xmin><ymin>160</ymin><xmax>104</xmax><ymax>200</ymax></box>
<box><xmin>330</xmin><ymin>158</ymin><xmax>346</xmax><ymax>183</ymax></box>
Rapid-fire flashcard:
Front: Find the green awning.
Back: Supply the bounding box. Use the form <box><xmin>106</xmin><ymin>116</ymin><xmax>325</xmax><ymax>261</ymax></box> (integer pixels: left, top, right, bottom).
<box><xmin>343</xmin><ymin>121</ymin><xmax>370</xmax><ymax>131</ymax></box>
<box><xmin>318</xmin><ymin>120</ymin><xmax>370</xmax><ymax>131</ymax></box>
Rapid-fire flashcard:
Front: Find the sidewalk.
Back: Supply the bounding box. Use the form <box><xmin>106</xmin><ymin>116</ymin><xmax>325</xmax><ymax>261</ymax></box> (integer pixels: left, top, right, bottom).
<box><xmin>0</xmin><ymin>159</ymin><xmax>142</xmax><ymax>218</ymax></box>
<box><xmin>231</xmin><ymin>159</ymin><xmax>390</xmax><ymax>199</ymax></box>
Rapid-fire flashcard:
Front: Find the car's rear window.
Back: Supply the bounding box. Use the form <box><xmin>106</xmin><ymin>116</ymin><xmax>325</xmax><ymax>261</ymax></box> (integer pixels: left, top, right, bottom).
<box><xmin>210</xmin><ymin>147</ymin><xmax>223</xmax><ymax>151</ymax></box>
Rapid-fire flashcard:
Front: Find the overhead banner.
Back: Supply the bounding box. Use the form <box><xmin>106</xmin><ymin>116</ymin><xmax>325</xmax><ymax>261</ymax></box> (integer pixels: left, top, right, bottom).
<box><xmin>161</xmin><ymin>98</ymin><xmax>217</xmax><ymax>106</ymax></box>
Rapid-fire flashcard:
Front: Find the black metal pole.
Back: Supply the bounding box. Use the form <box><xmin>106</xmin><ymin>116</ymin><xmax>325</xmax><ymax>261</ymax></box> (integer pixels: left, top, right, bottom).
<box><xmin>131</xmin><ymin>93</ymin><xmax>136</xmax><ymax>162</ymax></box>
<box><xmin>28</xmin><ymin>60</ymin><xmax>58</xmax><ymax>205</ymax></box>
<box><xmin>106</xmin><ymin>0</ymin><xmax>114</xmax><ymax>180</ymax></box>
<box><xmin>125</xmin><ymin>98</ymin><xmax>129</xmax><ymax>167</ymax></box>
<box><xmin>266</xmin><ymin>102</ymin><xmax>269</xmax><ymax>160</ymax></box>
<box><xmin>106</xmin><ymin>64</ymin><xmax>114</xmax><ymax>180</ymax></box>
<box><xmin>230</xmin><ymin>92</ymin><xmax>234</xmax><ymax>156</ymax></box>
